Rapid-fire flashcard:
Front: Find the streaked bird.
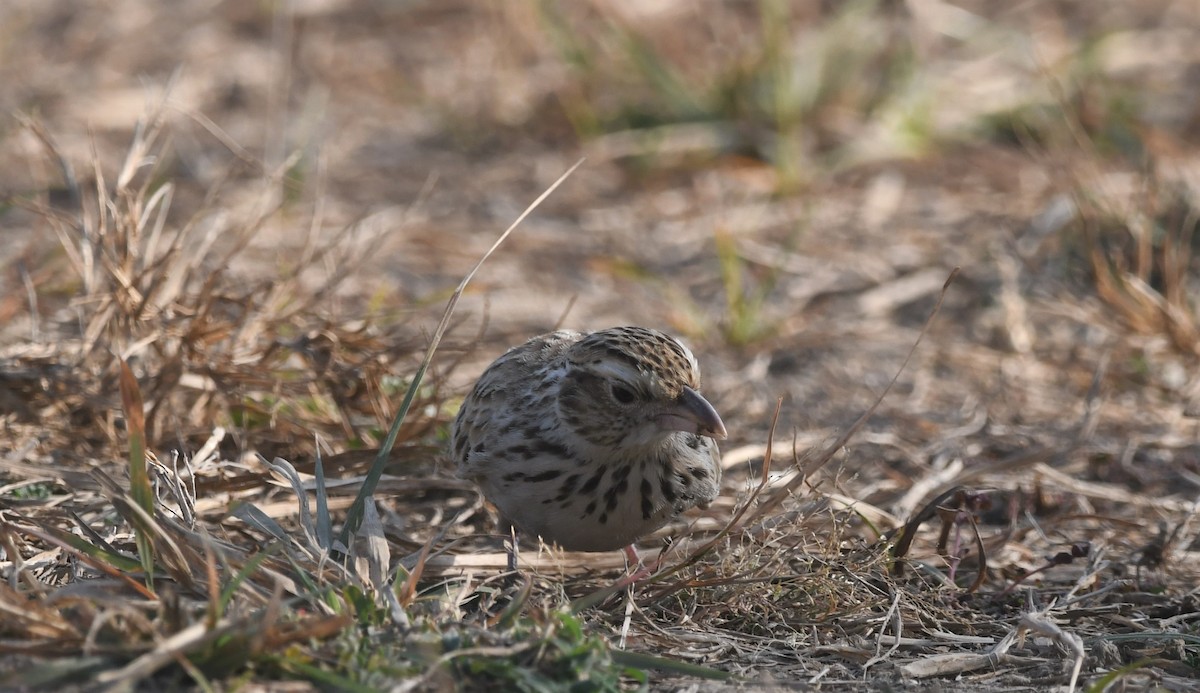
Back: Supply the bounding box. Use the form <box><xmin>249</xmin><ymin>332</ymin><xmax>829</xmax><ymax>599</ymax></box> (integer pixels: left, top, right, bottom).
<box><xmin>453</xmin><ymin>326</ymin><xmax>726</xmax><ymax>577</ymax></box>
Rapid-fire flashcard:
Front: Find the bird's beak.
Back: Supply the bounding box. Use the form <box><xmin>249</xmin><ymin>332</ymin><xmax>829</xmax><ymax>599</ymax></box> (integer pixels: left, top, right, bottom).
<box><xmin>656</xmin><ymin>386</ymin><xmax>727</xmax><ymax>440</ymax></box>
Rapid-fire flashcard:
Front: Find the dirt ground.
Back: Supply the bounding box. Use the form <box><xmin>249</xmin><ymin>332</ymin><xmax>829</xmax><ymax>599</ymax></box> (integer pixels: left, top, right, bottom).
<box><xmin>3</xmin><ymin>1</ymin><xmax>1200</xmax><ymax>690</ymax></box>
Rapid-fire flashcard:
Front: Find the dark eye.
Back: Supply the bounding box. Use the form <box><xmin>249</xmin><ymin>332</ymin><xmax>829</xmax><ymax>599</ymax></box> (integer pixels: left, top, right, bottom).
<box><xmin>611</xmin><ymin>384</ymin><xmax>636</xmax><ymax>404</ymax></box>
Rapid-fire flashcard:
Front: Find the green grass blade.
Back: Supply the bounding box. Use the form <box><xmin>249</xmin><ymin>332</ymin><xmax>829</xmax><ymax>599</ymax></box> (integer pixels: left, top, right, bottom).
<box><xmin>338</xmin><ymin>158</ymin><xmax>585</xmax><ymax>545</ymax></box>
<box><xmin>219</xmin><ymin>543</ymin><xmax>284</xmax><ymax>613</ymax></box>
<box><xmin>231</xmin><ymin>502</ymin><xmax>295</xmax><ymax>544</ymax></box>
<box><xmin>314</xmin><ymin>444</ymin><xmax>332</xmax><ymax>550</ymax></box>
<box><xmin>272</xmin><ymin>656</ymin><xmax>380</xmax><ymax>693</ymax></box>
<box><xmin>19</xmin><ymin>520</ymin><xmax>143</xmax><ymax>573</ymax></box>
<box><xmin>119</xmin><ymin>359</ymin><xmax>156</xmax><ymax>588</ymax></box>
<box><xmin>9</xmin><ymin>656</ymin><xmax>113</xmax><ymax>688</ymax></box>
<box><xmin>610</xmin><ymin>650</ymin><xmax>732</xmax><ymax>681</ymax></box>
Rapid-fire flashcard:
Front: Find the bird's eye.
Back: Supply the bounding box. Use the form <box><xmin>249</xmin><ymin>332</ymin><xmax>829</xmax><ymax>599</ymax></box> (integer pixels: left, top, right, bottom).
<box><xmin>611</xmin><ymin>384</ymin><xmax>636</xmax><ymax>404</ymax></box>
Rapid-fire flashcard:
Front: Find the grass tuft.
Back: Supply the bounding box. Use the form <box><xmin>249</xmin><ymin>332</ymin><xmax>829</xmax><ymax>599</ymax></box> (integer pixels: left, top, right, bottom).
<box><xmin>1077</xmin><ymin>184</ymin><xmax>1200</xmax><ymax>354</ymax></box>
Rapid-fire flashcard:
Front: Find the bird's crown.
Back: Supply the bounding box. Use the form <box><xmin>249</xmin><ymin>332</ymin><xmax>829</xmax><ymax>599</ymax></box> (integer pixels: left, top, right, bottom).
<box><xmin>567</xmin><ymin>326</ymin><xmax>701</xmax><ymax>396</ymax></box>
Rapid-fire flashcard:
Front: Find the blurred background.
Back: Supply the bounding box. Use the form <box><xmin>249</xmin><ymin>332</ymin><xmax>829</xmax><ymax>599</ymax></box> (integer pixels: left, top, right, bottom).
<box><xmin>3</xmin><ymin>0</ymin><xmax>1200</xmax><ymax>687</ymax></box>
<box><xmin>4</xmin><ymin>0</ymin><xmax>1199</xmax><ymax>444</ymax></box>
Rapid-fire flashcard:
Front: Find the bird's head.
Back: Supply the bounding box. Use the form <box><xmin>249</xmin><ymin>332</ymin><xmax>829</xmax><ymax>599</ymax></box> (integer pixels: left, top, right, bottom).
<box><xmin>557</xmin><ymin>327</ymin><xmax>727</xmax><ymax>449</ymax></box>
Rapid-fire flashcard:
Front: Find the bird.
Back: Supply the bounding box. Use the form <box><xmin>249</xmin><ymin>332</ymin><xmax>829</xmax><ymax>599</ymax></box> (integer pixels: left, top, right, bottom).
<box><xmin>452</xmin><ymin>326</ymin><xmax>726</xmax><ymax>578</ymax></box>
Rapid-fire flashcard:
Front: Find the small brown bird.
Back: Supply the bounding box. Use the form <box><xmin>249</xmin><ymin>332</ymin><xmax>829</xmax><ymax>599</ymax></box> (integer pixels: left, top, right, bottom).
<box><xmin>452</xmin><ymin>326</ymin><xmax>726</xmax><ymax>575</ymax></box>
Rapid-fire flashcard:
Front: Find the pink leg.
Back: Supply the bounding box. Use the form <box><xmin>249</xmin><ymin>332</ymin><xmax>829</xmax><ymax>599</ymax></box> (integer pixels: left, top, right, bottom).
<box><xmin>615</xmin><ymin>544</ymin><xmax>659</xmax><ymax>588</ymax></box>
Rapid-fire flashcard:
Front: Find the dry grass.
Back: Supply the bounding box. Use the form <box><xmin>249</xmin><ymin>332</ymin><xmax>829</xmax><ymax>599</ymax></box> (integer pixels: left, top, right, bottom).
<box><xmin>3</xmin><ymin>0</ymin><xmax>1200</xmax><ymax>690</ymax></box>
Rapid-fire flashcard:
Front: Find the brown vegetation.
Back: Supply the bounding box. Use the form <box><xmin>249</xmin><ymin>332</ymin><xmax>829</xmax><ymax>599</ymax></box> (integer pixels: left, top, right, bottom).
<box><xmin>2</xmin><ymin>1</ymin><xmax>1199</xmax><ymax>690</ymax></box>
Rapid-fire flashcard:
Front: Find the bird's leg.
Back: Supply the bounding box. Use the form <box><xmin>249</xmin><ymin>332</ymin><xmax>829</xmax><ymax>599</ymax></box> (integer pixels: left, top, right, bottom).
<box><xmin>615</xmin><ymin>544</ymin><xmax>660</xmax><ymax>588</ymax></box>
<box><xmin>622</xmin><ymin>544</ymin><xmax>642</xmax><ymax>570</ymax></box>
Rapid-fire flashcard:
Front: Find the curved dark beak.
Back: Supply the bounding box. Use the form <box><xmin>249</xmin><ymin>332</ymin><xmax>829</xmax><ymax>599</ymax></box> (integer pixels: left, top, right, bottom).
<box><xmin>656</xmin><ymin>386</ymin><xmax>727</xmax><ymax>440</ymax></box>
